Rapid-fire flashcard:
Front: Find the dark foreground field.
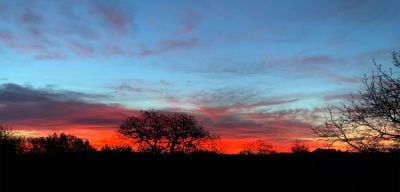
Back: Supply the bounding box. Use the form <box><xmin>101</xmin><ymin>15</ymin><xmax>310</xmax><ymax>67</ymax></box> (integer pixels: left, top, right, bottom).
<box><xmin>1</xmin><ymin>152</ymin><xmax>399</xmax><ymax>191</ymax></box>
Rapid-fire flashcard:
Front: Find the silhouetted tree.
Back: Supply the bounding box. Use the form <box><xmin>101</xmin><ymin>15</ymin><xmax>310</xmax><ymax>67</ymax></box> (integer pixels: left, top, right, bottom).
<box><xmin>28</xmin><ymin>133</ymin><xmax>94</xmax><ymax>153</ymax></box>
<box><xmin>312</xmin><ymin>148</ymin><xmax>339</xmax><ymax>153</ymax></box>
<box><xmin>0</xmin><ymin>126</ymin><xmax>24</xmax><ymax>155</ymax></box>
<box><xmin>166</xmin><ymin>112</ymin><xmax>210</xmax><ymax>153</ymax></box>
<box><xmin>291</xmin><ymin>140</ymin><xmax>309</xmax><ymax>153</ymax></box>
<box><xmin>240</xmin><ymin>140</ymin><xmax>276</xmax><ymax>155</ymax></box>
<box><xmin>313</xmin><ymin>51</ymin><xmax>400</xmax><ymax>152</ymax></box>
<box><xmin>119</xmin><ymin>111</ymin><xmax>170</xmax><ymax>154</ymax></box>
<box><xmin>197</xmin><ymin>134</ymin><xmax>224</xmax><ymax>154</ymax></box>
<box><xmin>119</xmin><ymin>110</ymin><xmax>210</xmax><ymax>154</ymax></box>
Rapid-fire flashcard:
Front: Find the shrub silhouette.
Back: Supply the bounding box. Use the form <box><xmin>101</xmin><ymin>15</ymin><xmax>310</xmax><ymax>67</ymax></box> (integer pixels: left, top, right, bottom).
<box><xmin>291</xmin><ymin>140</ymin><xmax>309</xmax><ymax>153</ymax></box>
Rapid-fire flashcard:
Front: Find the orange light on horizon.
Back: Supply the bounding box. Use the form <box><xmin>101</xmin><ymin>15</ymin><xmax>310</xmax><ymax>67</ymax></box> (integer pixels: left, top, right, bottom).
<box><xmin>15</xmin><ymin>127</ymin><xmax>331</xmax><ymax>154</ymax></box>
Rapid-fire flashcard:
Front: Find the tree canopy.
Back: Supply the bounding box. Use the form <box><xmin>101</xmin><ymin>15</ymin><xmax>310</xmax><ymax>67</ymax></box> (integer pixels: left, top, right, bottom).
<box><xmin>119</xmin><ymin>110</ymin><xmax>210</xmax><ymax>154</ymax></box>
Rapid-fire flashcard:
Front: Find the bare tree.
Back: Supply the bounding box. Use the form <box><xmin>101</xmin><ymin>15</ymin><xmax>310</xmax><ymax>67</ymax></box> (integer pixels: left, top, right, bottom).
<box><xmin>119</xmin><ymin>110</ymin><xmax>210</xmax><ymax>154</ymax></box>
<box><xmin>165</xmin><ymin>112</ymin><xmax>210</xmax><ymax>153</ymax></box>
<box><xmin>313</xmin><ymin>51</ymin><xmax>400</xmax><ymax>152</ymax></box>
<box><xmin>0</xmin><ymin>126</ymin><xmax>15</xmax><ymax>141</ymax></box>
<box><xmin>0</xmin><ymin>126</ymin><xmax>24</xmax><ymax>154</ymax></box>
<box><xmin>291</xmin><ymin>140</ymin><xmax>309</xmax><ymax>153</ymax></box>
<box><xmin>240</xmin><ymin>140</ymin><xmax>276</xmax><ymax>155</ymax></box>
<box><xmin>119</xmin><ymin>110</ymin><xmax>169</xmax><ymax>154</ymax></box>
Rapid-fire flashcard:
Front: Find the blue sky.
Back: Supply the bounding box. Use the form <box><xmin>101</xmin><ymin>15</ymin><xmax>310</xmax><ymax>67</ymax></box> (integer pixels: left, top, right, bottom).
<box><xmin>0</xmin><ymin>0</ymin><xmax>399</xmax><ymax>152</ymax></box>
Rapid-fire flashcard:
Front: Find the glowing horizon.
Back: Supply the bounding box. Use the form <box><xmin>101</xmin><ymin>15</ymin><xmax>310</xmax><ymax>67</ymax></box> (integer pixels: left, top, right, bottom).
<box><xmin>1</xmin><ymin>0</ymin><xmax>399</xmax><ymax>153</ymax></box>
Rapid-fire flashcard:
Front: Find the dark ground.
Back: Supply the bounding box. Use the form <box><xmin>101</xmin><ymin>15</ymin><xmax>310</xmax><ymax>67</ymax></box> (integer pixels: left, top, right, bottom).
<box><xmin>1</xmin><ymin>151</ymin><xmax>399</xmax><ymax>191</ymax></box>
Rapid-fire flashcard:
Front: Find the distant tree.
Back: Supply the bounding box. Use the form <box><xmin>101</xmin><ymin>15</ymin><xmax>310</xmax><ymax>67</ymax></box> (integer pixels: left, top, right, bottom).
<box><xmin>0</xmin><ymin>126</ymin><xmax>24</xmax><ymax>155</ymax></box>
<box><xmin>28</xmin><ymin>133</ymin><xmax>94</xmax><ymax>153</ymax></box>
<box><xmin>119</xmin><ymin>110</ymin><xmax>210</xmax><ymax>154</ymax></box>
<box><xmin>197</xmin><ymin>134</ymin><xmax>224</xmax><ymax>154</ymax></box>
<box><xmin>313</xmin><ymin>51</ymin><xmax>400</xmax><ymax>152</ymax></box>
<box><xmin>240</xmin><ymin>140</ymin><xmax>276</xmax><ymax>155</ymax></box>
<box><xmin>291</xmin><ymin>140</ymin><xmax>309</xmax><ymax>153</ymax></box>
<box><xmin>0</xmin><ymin>126</ymin><xmax>15</xmax><ymax>141</ymax></box>
<box><xmin>312</xmin><ymin>148</ymin><xmax>339</xmax><ymax>153</ymax></box>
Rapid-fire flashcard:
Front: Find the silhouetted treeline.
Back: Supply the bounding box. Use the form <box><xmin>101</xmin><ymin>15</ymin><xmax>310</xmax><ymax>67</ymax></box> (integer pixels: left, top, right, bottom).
<box><xmin>2</xmin><ymin>125</ymin><xmax>399</xmax><ymax>191</ymax></box>
<box><xmin>0</xmin><ymin>126</ymin><xmax>218</xmax><ymax>155</ymax></box>
<box><xmin>0</xmin><ymin>127</ymin><xmax>95</xmax><ymax>155</ymax></box>
<box><xmin>27</xmin><ymin>133</ymin><xmax>95</xmax><ymax>153</ymax></box>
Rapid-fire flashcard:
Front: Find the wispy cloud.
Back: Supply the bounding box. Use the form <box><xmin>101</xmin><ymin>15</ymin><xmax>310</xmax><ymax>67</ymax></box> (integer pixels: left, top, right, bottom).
<box><xmin>68</xmin><ymin>41</ymin><xmax>95</xmax><ymax>57</ymax></box>
<box><xmin>0</xmin><ymin>29</ymin><xmax>48</xmax><ymax>53</ymax></box>
<box><xmin>323</xmin><ymin>93</ymin><xmax>361</xmax><ymax>101</ymax></box>
<box><xmin>17</xmin><ymin>8</ymin><xmax>43</xmax><ymax>25</ymax></box>
<box><xmin>94</xmin><ymin>6</ymin><xmax>130</xmax><ymax>33</ymax></box>
<box><xmin>54</xmin><ymin>23</ymin><xmax>99</xmax><ymax>40</ymax></box>
<box><xmin>139</xmin><ymin>37</ymin><xmax>199</xmax><ymax>57</ymax></box>
<box><xmin>0</xmin><ymin>1</ymin><xmax>137</xmax><ymax>59</ymax></box>
<box><xmin>191</xmin><ymin>87</ymin><xmax>298</xmax><ymax>109</ymax></box>
<box><xmin>180</xmin><ymin>9</ymin><xmax>201</xmax><ymax>34</ymax></box>
<box><xmin>104</xmin><ymin>45</ymin><xmax>133</xmax><ymax>56</ymax></box>
<box><xmin>0</xmin><ymin>30</ymin><xmax>13</xmax><ymax>44</ymax></box>
<box><xmin>35</xmin><ymin>53</ymin><xmax>65</xmax><ymax>60</ymax></box>
<box><xmin>299</xmin><ymin>55</ymin><xmax>344</xmax><ymax>65</ymax></box>
<box><xmin>329</xmin><ymin>74</ymin><xmax>360</xmax><ymax>84</ymax></box>
<box><xmin>195</xmin><ymin>107</ymin><xmax>318</xmax><ymax>140</ymax></box>
<box><xmin>112</xmin><ymin>83</ymin><xmax>145</xmax><ymax>93</ymax></box>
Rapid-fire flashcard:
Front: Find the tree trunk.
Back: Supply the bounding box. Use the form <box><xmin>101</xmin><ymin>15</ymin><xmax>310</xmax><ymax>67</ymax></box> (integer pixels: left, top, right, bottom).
<box><xmin>169</xmin><ymin>142</ymin><xmax>176</xmax><ymax>154</ymax></box>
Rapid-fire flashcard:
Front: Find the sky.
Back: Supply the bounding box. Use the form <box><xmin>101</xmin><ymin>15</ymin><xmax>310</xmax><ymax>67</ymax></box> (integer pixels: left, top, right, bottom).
<box><xmin>0</xmin><ymin>0</ymin><xmax>399</xmax><ymax>153</ymax></box>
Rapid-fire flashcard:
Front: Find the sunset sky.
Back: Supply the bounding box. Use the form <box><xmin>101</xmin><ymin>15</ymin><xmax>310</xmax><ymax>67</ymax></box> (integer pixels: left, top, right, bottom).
<box><xmin>1</xmin><ymin>0</ymin><xmax>399</xmax><ymax>153</ymax></box>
